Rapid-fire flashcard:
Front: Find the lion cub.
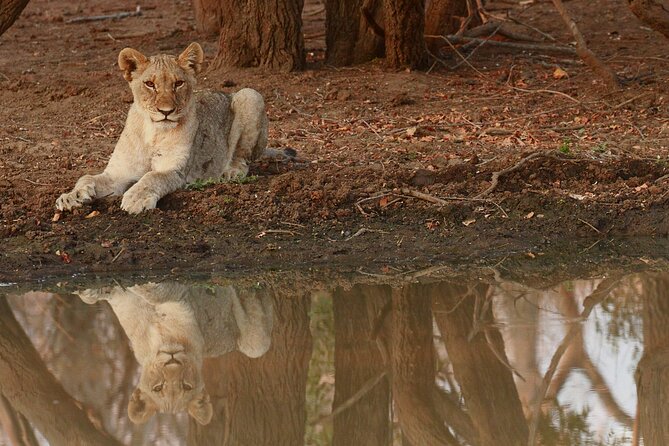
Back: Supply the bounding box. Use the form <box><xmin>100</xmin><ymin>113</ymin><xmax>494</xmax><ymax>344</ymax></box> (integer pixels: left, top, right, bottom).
<box><xmin>56</xmin><ymin>42</ymin><xmax>269</xmax><ymax>214</ymax></box>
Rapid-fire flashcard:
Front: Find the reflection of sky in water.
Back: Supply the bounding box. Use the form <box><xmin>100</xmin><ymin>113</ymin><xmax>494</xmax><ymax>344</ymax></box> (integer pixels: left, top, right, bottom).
<box><xmin>496</xmin><ymin>280</ymin><xmax>641</xmax><ymax>445</ymax></box>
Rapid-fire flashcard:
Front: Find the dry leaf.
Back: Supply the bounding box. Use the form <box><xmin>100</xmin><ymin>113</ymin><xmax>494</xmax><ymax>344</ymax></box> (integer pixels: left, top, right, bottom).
<box><xmin>85</xmin><ymin>210</ymin><xmax>100</xmax><ymax>219</ymax></box>
<box><xmin>525</xmin><ymin>211</ymin><xmax>535</xmax><ymax>219</ymax></box>
<box><xmin>406</xmin><ymin>126</ymin><xmax>418</xmax><ymax>137</ymax></box>
<box><xmin>462</xmin><ymin>218</ymin><xmax>476</xmax><ymax>227</ymax></box>
<box><xmin>526</xmin><ymin>252</ymin><xmax>536</xmax><ymax>259</ymax></box>
<box><xmin>52</xmin><ymin>213</ymin><xmax>61</xmax><ymax>222</ymax></box>
<box><xmin>379</xmin><ymin>196</ymin><xmax>390</xmax><ymax>208</ymax></box>
<box><xmin>553</xmin><ymin>67</ymin><xmax>569</xmax><ymax>79</ymax></box>
<box><xmin>569</xmin><ymin>193</ymin><xmax>586</xmax><ymax>201</ymax></box>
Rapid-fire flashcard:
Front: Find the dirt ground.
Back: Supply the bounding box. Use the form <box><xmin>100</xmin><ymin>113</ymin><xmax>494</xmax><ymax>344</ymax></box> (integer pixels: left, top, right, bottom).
<box><xmin>2</xmin><ymin>0</ymin><xmax>669</xmax><ymax>282</ymax></box>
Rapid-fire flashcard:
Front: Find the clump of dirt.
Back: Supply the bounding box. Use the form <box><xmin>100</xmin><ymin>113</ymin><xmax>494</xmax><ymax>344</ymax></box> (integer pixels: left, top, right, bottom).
<box><xmin>3</xmin><ymin>0</ymin><xmax>669</xmax><ymax>281</ymax></box>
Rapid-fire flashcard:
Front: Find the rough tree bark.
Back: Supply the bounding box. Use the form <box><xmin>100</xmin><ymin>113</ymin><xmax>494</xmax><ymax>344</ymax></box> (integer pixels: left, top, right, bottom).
<box><xmin>325</xmin><ymin>0</ymin><xmax>384</xmax><ymax>65</ymax></box>
<box><xmin>332</xmin><ymin>285</ymin><xmax>390</xmax><ymax>446</ymax></box>
<box><xmin>210</xmin><ymin>0</ymin><xmax>305</xmax><ymax>71</ymax></box>
<box><xmin>191</xmin><ymin>0</ymin><xmax>222</xmax><ymax>36</ymax></box>
<box><xmin>0</xmin><ymin>296</ymin><xmax>122</xmax><ymax>446</ymax></box>
<box><xmin>635</xmin><ymin>274</ymin><xmax>669</xmax><ymax>446</ymax></box>
<box><xmin>383</xmin><ymin>0</ymin><xmax>429</xmax><ymax>69</ymax></box>
<box><xmin>628</xmin><ymin>0</ymin><xmax>669</xmax><ymax>39</ymax></box>
<box><xmin>432</xmin><ymin>281</ymin><xmax>528</xmax><ymax>446</ymax></box>
<box><xmin>0</xmin><ymin>0</ymin><xmax>29</xmax><ymax>36</ymax></box>
<box><xmin>188</xmin><ymin>288</ymin><xmax>312</xmax><ymax>446</ymax></box>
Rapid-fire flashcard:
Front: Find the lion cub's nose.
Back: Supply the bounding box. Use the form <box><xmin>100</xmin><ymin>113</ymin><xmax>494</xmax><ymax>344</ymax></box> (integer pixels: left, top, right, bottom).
<box><xmin>158</xmin><ymin>107</ymin><xmax>175</xmax><ymax>117</ymax></box>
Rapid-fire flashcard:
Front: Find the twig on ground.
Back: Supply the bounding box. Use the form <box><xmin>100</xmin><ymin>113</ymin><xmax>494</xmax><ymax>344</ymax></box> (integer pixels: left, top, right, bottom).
<box><xmin>425</xmin><ymin>34</ymin><xmax>577</xmax><ymax>56</ymax></box>
<box><xmin>511</xmin><ymin>86</ymin><xmax>580</xmax><ymax>103</ymax></box>
<box><xmin>111</xmin><ymin>248</ymin><xmax>125</xmax><ymax>263</ymax></box>
<box><xmin>345</xmin><ymin>227</ymin><xmax>389</xmax><ymax>241</ymax></box>
<box><xmin>400</xmin><ymin>188</ymin><xmax>509</xmax><ymax>218</ymax></box>
<box><xmin>66</xmin><ymin>6</ymin><xmax>142</xmax><ymax>24</ymax></box>
<box><xmin>612</xmin><ymin>92</ymin><xmax>649</xmax><ymax>110</ymax></box>
<box><xmin>256</xmin><ymin>229</ymin><xmax>299</xmax><ymax>238</ymax></box>
<box><xmin>475</xmin><ymin>151</ymin><xmax>556</xmax><ymax>199</ymax></box>
<box><xmin>578</xmin><ymin>218</ymin><xmax>601</xmax><ymax>234</ymax></box>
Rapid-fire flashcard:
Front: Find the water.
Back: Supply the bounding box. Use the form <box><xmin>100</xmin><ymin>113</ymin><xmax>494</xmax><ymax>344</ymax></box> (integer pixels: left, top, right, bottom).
<box><xmin>0</xmin><ymin>268</ymin><xmax>664</xmax><ymax>445</ymax></box>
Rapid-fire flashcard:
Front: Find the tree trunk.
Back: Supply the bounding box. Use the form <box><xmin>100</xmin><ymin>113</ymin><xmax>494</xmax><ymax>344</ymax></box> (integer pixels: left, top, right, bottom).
<box><xmin>213</xmin><ymin>0</ymin><xmax>305</xmax><ymax>72</ymax></box>
<box><xmin>191</xmin><ymin>0</ymin><xmax>222</xmax><ymax>36</ymax></box>
<box><xmin>636</xmin><ymin>274</ymin><xmax>669</xmax><ymax>445</ymax></box>
<box><xmin>432</xmin><ymin>281</ymin><xmax>528</xmax><ymax>446</ymax></box>
<box><xmin>188</xmin><ymin>289</ymin><xmax>312</xmax><ymax>446</ymax></box>
<box><xmin>425</xmin><ymin>0</ymin><xmax>468</xmax><ymax>37</ymax></box>
<box><xmin>628</xmin><ymin>0</ymin><xmax>669</xmax><ymax>39</ymax></box>
<box><xmin>391</xmin><ymin>284</ymin><xmax>458</xmax><ymax>446</ymax></box>
<box><xmin>0</xmin><ymin>296</ymin><xmax>122</xmax><ymax>446</ymax></box>
<box><xmin>0</xmin><ymin>0</ymin><xmax>29</xmax><ymax>36</ymax></box>
<box><xmin>325</xmin><ymin>0</ymin><xmax>384</xmax><ymax>65</ymax></box>
<box><xmin>383</xmin><ymin>0</ymin><xmax>428</xmax><ymax>69</ymax></box>
<box><xmin>332</xmin><ymin>285</ymin><xmax>390</xmax><ymax>446</ymax></box>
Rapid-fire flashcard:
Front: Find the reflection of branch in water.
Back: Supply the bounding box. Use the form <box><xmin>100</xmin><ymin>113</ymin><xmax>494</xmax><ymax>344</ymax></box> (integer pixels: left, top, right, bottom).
<box><xmin>0</xmin><ymin>295</ymin><xmax>122</xmax><ymax>445</ymax></box>
<box><xmin>540</xmin><ymin>285</ymin><xmax>633</xmax><ymax>428</ymax></box>
<box><xmin>527</xmin><ymin>276</ymin><xmax>623</xmax><ymax>446</ymax></box>
<box><xmin>0</xmin><ymin>394</ymin><xmax>39</xmax><ymax>446</ymax></box>
<box><xmin>434</xmin><ymin>282</ymin><xmax>528</xmax><ymax>446</ymax></box>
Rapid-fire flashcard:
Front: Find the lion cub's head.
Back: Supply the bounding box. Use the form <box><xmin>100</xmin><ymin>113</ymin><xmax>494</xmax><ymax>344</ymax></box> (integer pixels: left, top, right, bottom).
<box><xmin>118</xmin><ymin>42</ymin><xmax>204</xmax><ymax>127</ymax></box>
<box><xmin>127</xmin><ymin>347</ymin><xmax>213</xmax><ymax>426</ymax></box>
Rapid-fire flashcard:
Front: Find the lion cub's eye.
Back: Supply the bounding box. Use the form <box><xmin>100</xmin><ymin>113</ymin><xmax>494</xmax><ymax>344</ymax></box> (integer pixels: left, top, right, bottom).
<box><xmin>152</xmin><ymin>383</ymin><xmax>163</xmax><ymax>392</ymax></box>
<box><xmin>144</xmin><ymin>81</ymin><xmax>155</xmax><ymax>89</ymax></box>
<box><xmin>174</xmin><ymin>80</ymin><xmax>185</xmax><ymax>89</ymax></box>
<box><xmin>183</xmin><ymin>382</ymin><xmax>193</xmax><ymax>391</ymax></box>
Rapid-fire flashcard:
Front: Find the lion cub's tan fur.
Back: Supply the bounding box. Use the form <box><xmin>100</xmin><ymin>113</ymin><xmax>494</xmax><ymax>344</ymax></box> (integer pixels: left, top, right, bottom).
<box><xmin>56</xmin><ymin>42</ymin><xmax>268</xmax><ymax>214</ymax></box>
<box><xmin>77</xmin><ymin>282</ymin><xmax>273</xmax><ymax>425</ymax></box>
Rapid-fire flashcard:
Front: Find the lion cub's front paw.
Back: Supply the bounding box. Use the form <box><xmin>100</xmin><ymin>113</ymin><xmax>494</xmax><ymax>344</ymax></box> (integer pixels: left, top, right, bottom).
<box><xmin>121</xmin><ymin>187</ymin><xmax>159</xmax><ymax>214</ymax></box>
<box><xmin>55</xmin><ymin>183</ymin><xmax>95</xmax><ymax>211</ymax></box>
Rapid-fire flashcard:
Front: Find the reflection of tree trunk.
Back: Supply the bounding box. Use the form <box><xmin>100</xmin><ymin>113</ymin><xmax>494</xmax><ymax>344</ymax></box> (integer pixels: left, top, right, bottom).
<box><xmin>188</xmin><ymin>290</ymin><xmax>312</xmax><ymax>446</ymax></box>
<box><xmin>0</xmin><ymin>296</ymin><xmax>121</xmax><ymax>446</ymax></box>
<box><xmin>332</xmin><ymin>285</ymin><xmax>390</xmax><ymax>446</ymax></box>
<box><xmin>0</xmin><ymin>0</ymin><xmax>29</xmax><ymax>36</ymax></box>
<box><xmin>433</xmin><ymin>282</ymin><xmax>528</xmax><ymax>446</ymax></box>
<box><xmin>391</xmin><ymin>284</ymin><xmax>457</xmax><ymax>446</ymax></box>
<box><xmin>636</xmin><ymin>274</ymin><xmax>669</xmax><ymax>445</ymax></box>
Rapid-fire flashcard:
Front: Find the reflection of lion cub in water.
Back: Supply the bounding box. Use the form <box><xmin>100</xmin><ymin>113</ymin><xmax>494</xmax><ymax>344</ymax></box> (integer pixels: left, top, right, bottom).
<box><xmin>56</xmin><ymin>42</ymin><xmax>271</xmax><ymax>214</ymax></box>
<box><xmin>78</xmin><ymin>282</ymin><xmax>273</xmax><ymax>425</ymax></box>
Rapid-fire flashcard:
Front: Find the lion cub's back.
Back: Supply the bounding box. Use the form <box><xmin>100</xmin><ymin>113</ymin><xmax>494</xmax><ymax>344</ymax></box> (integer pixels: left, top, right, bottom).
<box><xmin>185</xmin><ymin>91</ymin><xmax>235</xmax><ymax>182</ymax></box>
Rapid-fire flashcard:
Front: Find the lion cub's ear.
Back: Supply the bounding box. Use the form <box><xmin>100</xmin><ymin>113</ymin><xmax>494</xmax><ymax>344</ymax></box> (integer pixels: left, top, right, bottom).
<box><xmin>128</xmin><ymin>388</ymin><xmax>157</xmax><ymax>424</ymax></box>
<box><xmin>118</xmin><ymin>48</ymin><xmax>148</xmax><ymax>82</ymax></box>
<box><xmin>188</xmin><ymin>389</ymin><xmax>213</xmax><ymax>425</ymax></box>
<box><xmin>178</xmin><ymin>42</ymin><xmax>204</xmax><ymax>75</ymax></box>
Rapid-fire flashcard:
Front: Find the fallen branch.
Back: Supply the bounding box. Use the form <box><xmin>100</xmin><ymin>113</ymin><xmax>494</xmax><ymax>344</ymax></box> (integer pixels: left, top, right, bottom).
<box><xmin>550</xmin><ymin>0</ymin><xmax>620</xmax><ymax>89</ymax></box>
<box><xmin>475</xmin><ymin>151</ymin><xmax>557</xmax><ymax>199</ymax></box>
<box><xmin>400</xmin><ymin>188</ymin><xmax>508</xmax><ymax>218</ymax></box>
<box><xmin>66</xmin><ymin>6</ymin><xmax>142</xmax><ymax>24</ymax></box>
<box><xmin>425</xmin><ymin>34</ymin><xmax>577</xmax><ymax>55</ymax></box>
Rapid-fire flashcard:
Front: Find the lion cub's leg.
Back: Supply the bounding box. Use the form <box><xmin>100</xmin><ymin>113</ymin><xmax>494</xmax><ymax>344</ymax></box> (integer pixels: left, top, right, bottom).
<box><xmin>230</xmin><ymin>288</ymin><xmax>274</xmax><ymax>358</ymax></box>
<box><xmin>223</xmin><ymin>88</ymin><xmax>269</xmax><ymax>180</ymax></box>
<box><xmin>56</xmin><ymin>172</ymin><xmax>126</xmax><ymax>211</ymax></box>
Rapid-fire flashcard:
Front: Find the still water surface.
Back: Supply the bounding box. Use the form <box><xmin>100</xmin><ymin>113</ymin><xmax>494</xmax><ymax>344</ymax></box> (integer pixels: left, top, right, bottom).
<box><xmin>0</xmin><ymin>269</ymin><xmax>663</xmax><ymax>445</ymax></box>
